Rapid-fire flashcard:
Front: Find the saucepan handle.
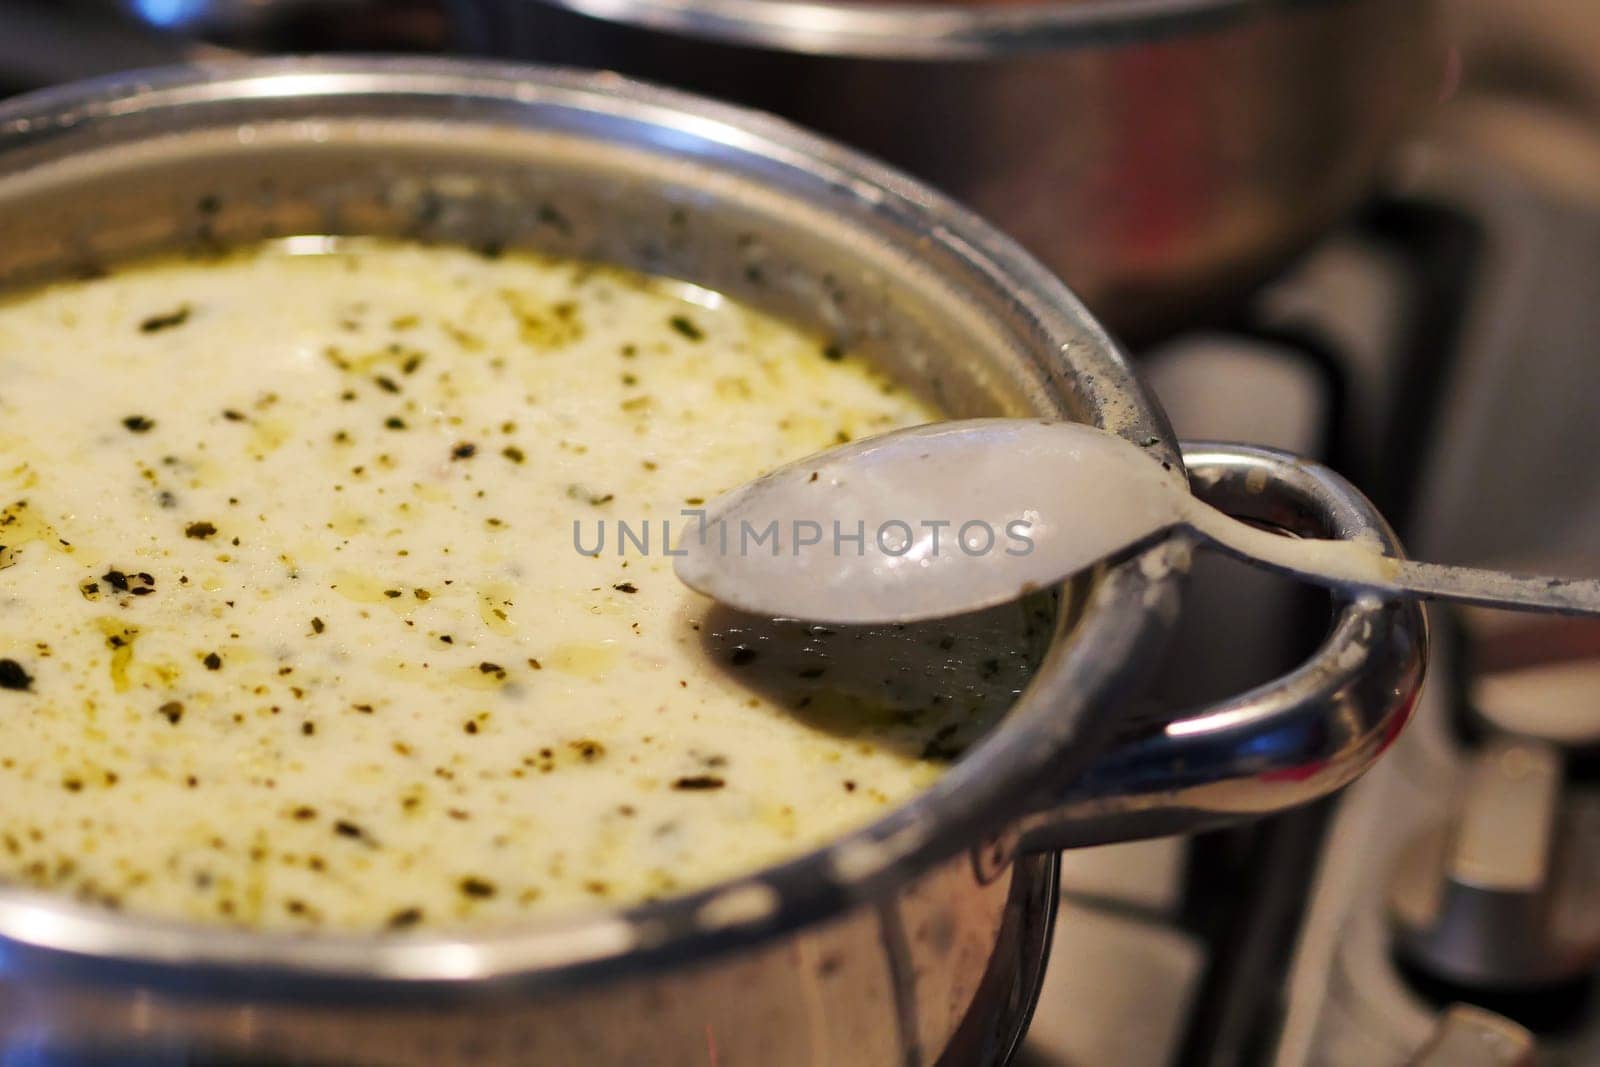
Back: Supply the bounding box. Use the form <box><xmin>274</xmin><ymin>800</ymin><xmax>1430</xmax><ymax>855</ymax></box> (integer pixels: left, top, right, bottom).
<box><xmin>1018</xmin><ymin>440</ymin><xmax>1429</xmax><ymax>851</ymax></box>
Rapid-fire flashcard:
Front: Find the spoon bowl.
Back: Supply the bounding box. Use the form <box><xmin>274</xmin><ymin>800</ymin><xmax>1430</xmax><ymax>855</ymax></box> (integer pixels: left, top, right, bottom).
<box><xmin>675</xmin><ymin>419</ymin><xmax>1600</xmax><ymax>624</ymax></box>
<box><xmin>674</xmin><ymin>420</ymin><xmax>1188</xmax><ymax>624</ymax></box>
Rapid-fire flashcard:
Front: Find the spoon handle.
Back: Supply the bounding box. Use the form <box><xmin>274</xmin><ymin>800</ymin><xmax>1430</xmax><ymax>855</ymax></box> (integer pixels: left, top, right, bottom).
<box><xmin>1181</xmin><ymin>498</ymin><xmax>1600</xmax><ymax>617</ymax></box>
<box><xmin>1372</xmin><ymin>559</ymin><xmax>1600</xmax><ymax>617</ymax></box>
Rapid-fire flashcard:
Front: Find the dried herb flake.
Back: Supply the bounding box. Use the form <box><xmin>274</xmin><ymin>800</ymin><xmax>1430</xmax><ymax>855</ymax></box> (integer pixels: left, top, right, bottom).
<box><xmin>669</xmin><ymin>315</ymin><xmax>704</xmax><ymax>341</ymax></box>
<box><xmin>139</xmin><ymin>305</ymin><xmax>191</xmax><ymax>333</ymax></box>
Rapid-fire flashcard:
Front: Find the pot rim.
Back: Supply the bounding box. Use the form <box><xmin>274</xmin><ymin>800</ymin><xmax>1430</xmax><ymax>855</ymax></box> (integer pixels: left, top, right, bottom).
<box><xmin>518</xmin><ymin>0</ymin><xmax>1320</xmax><ymax>59</ymax></box>
<box><xmin>0</xmin><ymin>56</ymin><xmax>1185</xmax><ymax>998</ymax></box>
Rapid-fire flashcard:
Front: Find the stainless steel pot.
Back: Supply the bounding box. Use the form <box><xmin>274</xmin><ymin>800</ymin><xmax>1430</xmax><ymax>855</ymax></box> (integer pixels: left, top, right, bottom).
<box><xmin>451</xmin><ymin>0</ymin><xmax>1446</xmax><ymax>343</ymax></box>
<box><xmin>0</xmin><ymin>58</ymin><xmax>1424</xmax><ymax>1065</ymax></box>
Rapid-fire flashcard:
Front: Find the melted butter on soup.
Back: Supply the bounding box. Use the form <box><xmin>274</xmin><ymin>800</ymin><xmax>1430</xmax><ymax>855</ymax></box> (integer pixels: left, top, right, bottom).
<box><xmin>0</xmin><ymin>239</ymin><xmax>1044</xmax><ymax>930</ymax></box>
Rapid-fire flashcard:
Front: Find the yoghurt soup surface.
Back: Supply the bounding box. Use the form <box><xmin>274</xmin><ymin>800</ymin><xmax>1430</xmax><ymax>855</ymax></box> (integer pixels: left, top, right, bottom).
<box><xmin>0</xmin><ymin>239</ymin><xmax>1044</xmax><ymax>931</ymax></box>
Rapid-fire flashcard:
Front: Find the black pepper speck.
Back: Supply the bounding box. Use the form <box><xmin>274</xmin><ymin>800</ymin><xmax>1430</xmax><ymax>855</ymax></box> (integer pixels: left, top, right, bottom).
<box><xmin>0</xmin><ymin>659</ymin><xmax>33</xmax><ymax>691</ymax></box>
<box><xmin>673</xmin><ymin>776</ymin><xmax>726</xmax><ymax>791</ymax></box>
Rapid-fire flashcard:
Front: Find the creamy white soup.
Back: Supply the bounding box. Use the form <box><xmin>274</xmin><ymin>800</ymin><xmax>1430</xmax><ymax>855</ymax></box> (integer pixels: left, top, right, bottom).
<box><xmin>0</xmin><ymin>239</ymin><xmax>1042</xmax><ymax>930</ymax></box>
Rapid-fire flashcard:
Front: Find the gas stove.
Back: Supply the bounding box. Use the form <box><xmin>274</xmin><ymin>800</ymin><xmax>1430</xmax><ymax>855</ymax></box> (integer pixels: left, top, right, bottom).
<box><xmin>1</xmin><ymin>4</ymin><xmax>1597</xmax><ymax>1065</ymax></box>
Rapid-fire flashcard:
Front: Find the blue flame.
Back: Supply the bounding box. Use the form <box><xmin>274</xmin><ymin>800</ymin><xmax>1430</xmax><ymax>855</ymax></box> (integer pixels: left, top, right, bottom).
<box><xmin>130</xmin><ymin>0</ymin><xmax>211</xmax><ymax>29</ymax></box>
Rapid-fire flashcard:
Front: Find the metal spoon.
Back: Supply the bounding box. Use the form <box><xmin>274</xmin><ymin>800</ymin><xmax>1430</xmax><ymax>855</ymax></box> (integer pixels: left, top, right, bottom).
<box><xmin>673</xmin><ymin>418</ymin><xmax>1600</xmax><ymax>625</ymax></box>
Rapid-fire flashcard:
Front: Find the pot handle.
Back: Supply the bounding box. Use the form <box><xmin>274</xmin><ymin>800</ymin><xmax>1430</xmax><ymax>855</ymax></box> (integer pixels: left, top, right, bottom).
<box><xmin>1017</xmin><ymin>440</ymin><xmax>1429</xmax><ymax>852</ymax></box>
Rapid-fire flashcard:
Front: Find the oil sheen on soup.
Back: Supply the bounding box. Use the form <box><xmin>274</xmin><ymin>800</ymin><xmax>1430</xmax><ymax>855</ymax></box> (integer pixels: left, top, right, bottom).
<box><xmin>0</xmin><ymin>239</ymin><xmax>1044</xmax><ymax>931</ymax></box>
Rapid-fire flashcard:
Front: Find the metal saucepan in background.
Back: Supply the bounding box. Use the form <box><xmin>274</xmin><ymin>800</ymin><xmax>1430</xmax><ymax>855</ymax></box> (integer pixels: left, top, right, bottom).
<box><xmin>442</xmin><ymin>0</ymin><xmax>1447</xmax><ymax>343</ymax></box>
<box><xmin>0</xmin><ymin>59</ymin><xmax>1423</xmax><ymax>1064</ymax></box>
<box><xmin>87</xmin><ymin>0</ymin><xmax>1449</xmax><ymax>340</ymax></box>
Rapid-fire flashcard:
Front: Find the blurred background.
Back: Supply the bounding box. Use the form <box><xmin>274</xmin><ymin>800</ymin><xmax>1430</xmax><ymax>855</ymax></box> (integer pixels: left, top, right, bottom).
<box><xmin>2</xmin><ymin>1</ymin><xmax>1597</xmax><ymax>1063</ymax></box>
